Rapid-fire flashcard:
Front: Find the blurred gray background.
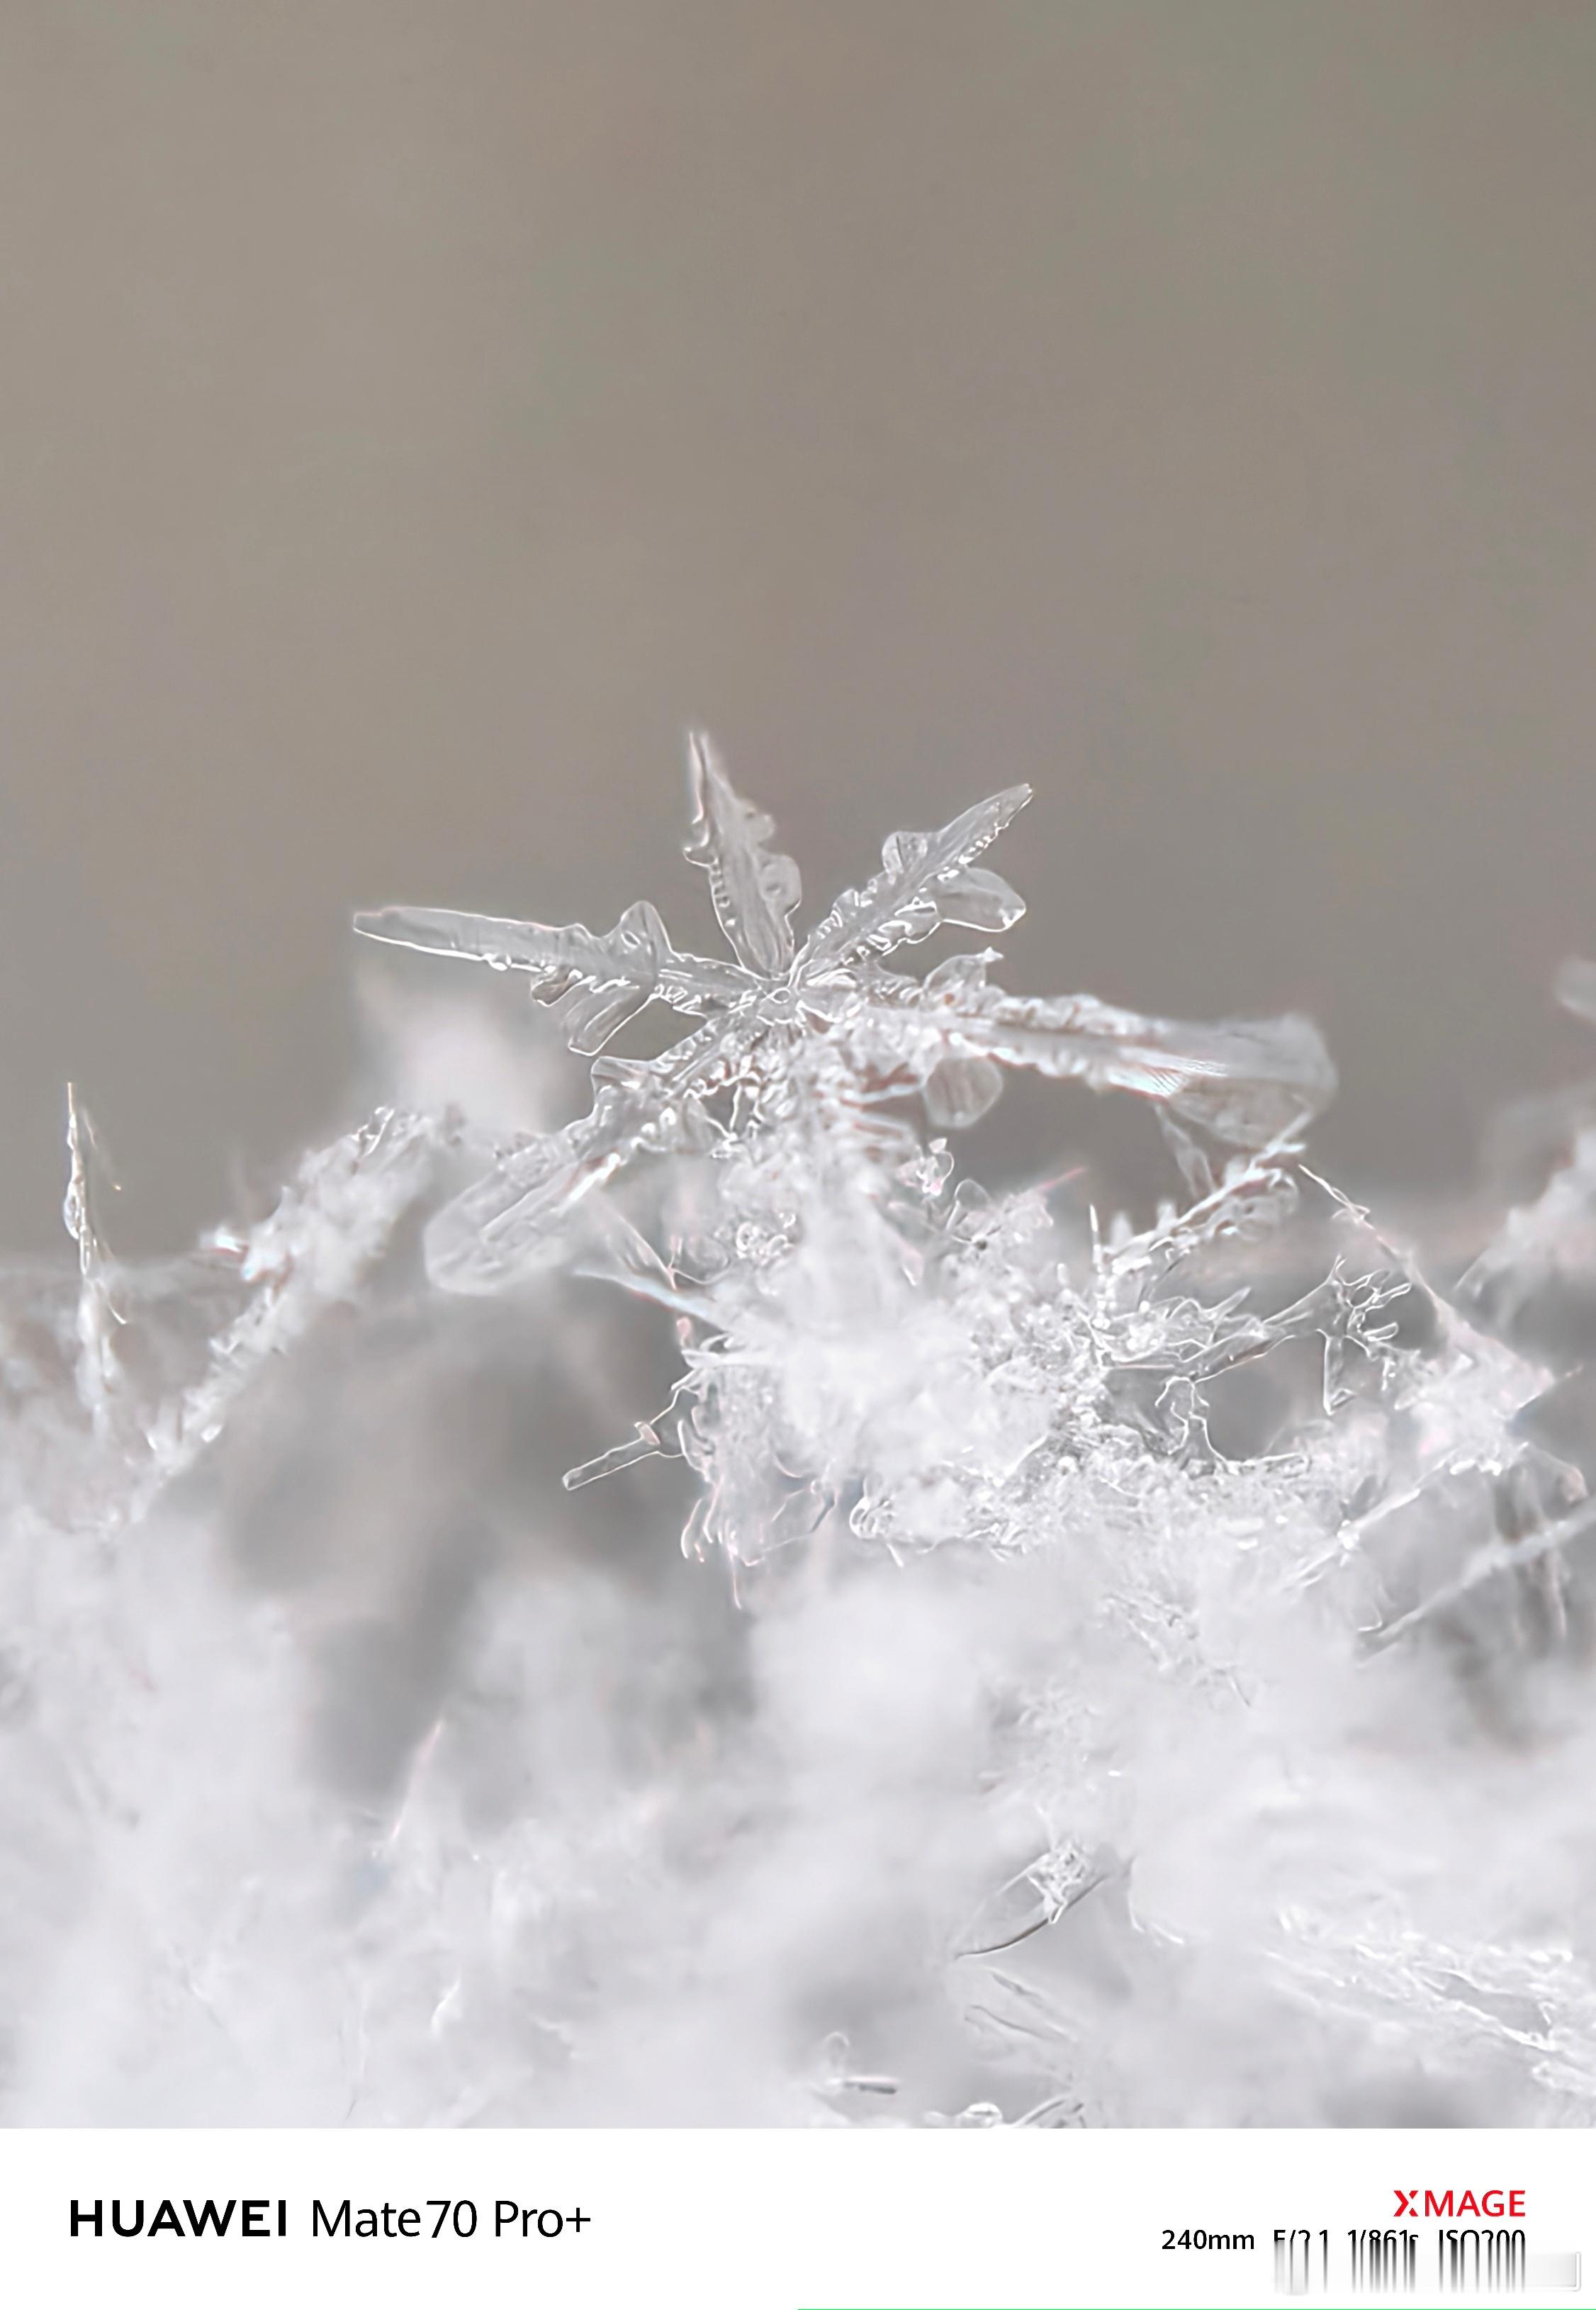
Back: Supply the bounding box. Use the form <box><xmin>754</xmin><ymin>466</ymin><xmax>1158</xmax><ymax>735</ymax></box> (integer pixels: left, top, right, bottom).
<box><xmin>1</xmin><ymin>0</ymin><xmax>1593</xmax><ymax>1256</ymax></box>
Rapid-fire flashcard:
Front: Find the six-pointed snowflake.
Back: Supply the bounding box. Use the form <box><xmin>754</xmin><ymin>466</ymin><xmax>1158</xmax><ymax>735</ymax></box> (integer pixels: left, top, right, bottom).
<box><xmin>355</xmin><ymin>735</ymin><xmax>1336</xmax><ymax>1294</ymax></box>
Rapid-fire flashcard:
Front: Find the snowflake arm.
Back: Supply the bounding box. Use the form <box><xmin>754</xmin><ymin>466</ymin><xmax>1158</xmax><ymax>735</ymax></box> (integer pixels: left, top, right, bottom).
<box><xmin>421</xmin><ymin>1013</ymin><xmax>751</xmax><ymax>1291</ymax></box>
<box><xmin>353</xmin><ymin>898</ymin><xmax>754</xmax><ymax>1053</ymax></box>
<box><xmin>793</xmin><ymin>783</ymin><xmax>1031</xmax><ymax>974</ymax></box>
<box><xmin>683</xmin><ymin>729</ymin><xmax>802</xmax><ymax>977</ymax></box>
<box><xmin>854</xmin><ymin>959</ymin><xmax>1337</xmax><ymax>1147</ymax></box>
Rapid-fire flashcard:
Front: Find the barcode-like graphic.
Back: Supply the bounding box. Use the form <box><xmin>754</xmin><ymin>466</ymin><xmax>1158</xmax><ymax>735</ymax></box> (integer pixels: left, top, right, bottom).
<box><xmin>1275</xmin><ymin>2229</ymin><xmax>1330</xmax><ymax>2294</ymax></box>
<box><xmin>1349</xmin><ymin>2230</ymin><xmax>1417</xmax><ymax>2293</ymax></box>
<box><xmin>1275</xmin><ymin>2230</ymin><xmax>1581</xmax><ymax>2298</ymax></box>
<box><xmin>1436</xmin><ymin>2230</ymin><xmax>1526</xmax><ymax>2293</ymax></box>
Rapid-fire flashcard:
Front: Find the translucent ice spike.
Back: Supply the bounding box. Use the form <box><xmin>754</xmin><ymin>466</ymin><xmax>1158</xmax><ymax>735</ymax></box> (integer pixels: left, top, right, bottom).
<box><xmin>881</xmin><ymin>960</ymin><xmax>1337</xmax><ymax>1146</ymax></box>
<box><xmin>353</xmin><ymin>899</ymin><xmax>753</xmax><ymax>1053</ymax></box>
<box><xmin>63</xmin><ymin>1084</ymin><xmax>124</xmax><ymax>1440</ymax></box>
<box><xmin>422</xmin><ymin>1109</ymin><xmax>636</xmax><ymax>1292</ymax></box>
<box><xmin>149</xmin><ymin>1107</ymin><xmax>440</xmax><ymax>1492</ymax></box>
<box><xmin>683</xmin><ymin>730</ymin><xmax>802</xmax><ymax>977</ymax></box>
<box><xmin>795</xmin><ymin>784</ymin><xmax>1030</xmax><ymax>972</ymax></box>
<box><xmin>420</xmin><ymin>1018</ymin><xmax>741</xmax><ymax>1291</ymax></box>
<box><xmin>62</xmin><ymin>1083</ymin><xmax>111</xmax><ymax>1282</ymax></box>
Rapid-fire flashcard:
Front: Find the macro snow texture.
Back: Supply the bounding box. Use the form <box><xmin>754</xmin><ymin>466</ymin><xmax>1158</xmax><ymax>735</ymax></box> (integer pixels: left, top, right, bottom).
<box><xmin>5</xmin><ymin>738</ymin><xmax>1596</xmax><ymax>2123</ymax></box>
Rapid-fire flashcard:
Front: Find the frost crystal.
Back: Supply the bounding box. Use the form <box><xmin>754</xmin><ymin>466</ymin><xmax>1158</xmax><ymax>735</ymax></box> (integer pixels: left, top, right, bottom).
<box><xmin>356</xmin><ymin>735</ymin><xmax>1334</xmax><ymax>1299</ymax></box>
<box><xmin>6</xmin><ymin>744</ymin><xmax>1596</xmax><ymax>2127</ymax></box>
<box><xmin>359</xmin><ymin>735</ymin><xmax>1337</xmax><ymax>1564</ymax></box>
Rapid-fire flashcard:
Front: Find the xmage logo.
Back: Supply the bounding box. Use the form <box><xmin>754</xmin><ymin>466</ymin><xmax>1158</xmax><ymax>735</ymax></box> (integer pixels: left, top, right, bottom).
<box><xmin>1393</xmin><ymin>2191</ymin><xmax>1525</xmax><ymax>2221</ymax></box>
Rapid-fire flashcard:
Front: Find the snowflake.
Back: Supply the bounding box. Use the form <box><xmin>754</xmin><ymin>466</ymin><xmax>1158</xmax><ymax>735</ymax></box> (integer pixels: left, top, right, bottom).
<box><xmin>355</xmin><ymin>735</ymin><xmax>1337</xmax><ymax>1294</ymax></box>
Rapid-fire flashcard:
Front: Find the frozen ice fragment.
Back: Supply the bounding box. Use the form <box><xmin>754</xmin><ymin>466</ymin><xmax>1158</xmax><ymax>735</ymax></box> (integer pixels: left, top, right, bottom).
<box><xmin>796</xmin><ymin>784</ymin><xmax>1034</xmax><ymax>970</ymax></box>
<box><xmin>369</xmin><ymin>746</ymin><xmax>1343</xmax><ymax>1291</ymax></box>
<box><xmin>354</xmin><ymin>897</ymin><xmax>752</xmax><ymax>1049</ymax></box>
<box><xmin>684</xmin><ymin>729</ymin><xmax>802</xmax><ymax>977</ymax></box>
<box><xmin>923</xmin><ymin>1054</ymin><xmax>1006</xmax><ymax>1128</ymax></box>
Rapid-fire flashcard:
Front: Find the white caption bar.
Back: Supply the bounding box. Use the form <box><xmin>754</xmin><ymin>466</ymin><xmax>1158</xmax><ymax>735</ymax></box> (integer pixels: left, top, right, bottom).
<box><xmin>0</xmin><ymin>2125</ymin><xmax>1587</xmax><ymax>2309</ymax></box>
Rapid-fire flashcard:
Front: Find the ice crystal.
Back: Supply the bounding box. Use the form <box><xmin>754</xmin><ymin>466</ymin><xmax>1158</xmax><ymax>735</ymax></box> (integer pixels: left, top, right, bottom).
<box><xmin>342</xmin><ymin>757</ymin><xmax>1596</xmax><ymax>2124</ymax></box>
<box><xmin>359</xmin><ymin>736</ymin><xmax>1340</xmax><ymax>1569</ymax></box>
<box><xmin>355</xmin><ymin>733</ymin><xmax>1334</xmax><ymax>1297</ymax></box>
<box><xmin>6</xmin><ymin>743</ymin><xmax>1596</xmax><ymax>2128</ymax></box>
<box><xmin>1458</xmin><ymin>958</ymin><xmax>1596</xmax><ymax>1345</ymax></box>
